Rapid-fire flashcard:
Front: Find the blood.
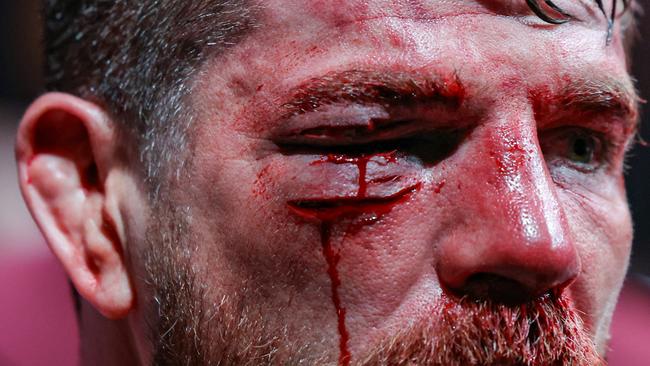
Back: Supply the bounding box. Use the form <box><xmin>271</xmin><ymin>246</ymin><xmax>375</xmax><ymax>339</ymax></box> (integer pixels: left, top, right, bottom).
<box><xmin>490</xmin><ymin>141</ymin><xmax>527</xmax><ymax>175</ymax></box>
<box><xmin>440</xmin><ymin>73</ymin><xmax>466</xmax><ymax>108</ymax></box>
<box><xmin>288</xmin><ymin>152</ymin><xmax>418</xmax><ymax>366</ymax></box>
<box><xmin>288</xmin><ymin>184</ymin><xmax>420</xmax><ymax>223</ymax></box>
<box><xmin>320</xmin><ymin>222</ymin><xmax>351</xmax><ymax>366</ymax></box>
<box><xmin>253</xmin><ymin>165</ymin><xmax>271</xmax><ymax>197</ymax></box>
<box><xmin>313</xmin><ymin>151</ymin><xmax>397</xmax><ymax>197</ymax></box>
<box><xmin>388</xmin><ymin>32</ymin><xmax>403</xmax><ymax>47</ymax></box>
<box><xmin>434</xmin><ymin>179</ymin><xmax>446</xmax><ymax>194</ymax></box>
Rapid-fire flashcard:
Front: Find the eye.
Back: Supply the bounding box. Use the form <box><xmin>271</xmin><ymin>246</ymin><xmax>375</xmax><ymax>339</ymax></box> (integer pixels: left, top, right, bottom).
<box><xmin>277</xmin><ymin>129</ymin><xmax>466</xmax><ymax>167</ymax></box>
<box><xmin>539</xmin><ymin>128</ymin><xmax>607</xmax><ymax>172</ymax></box>
<box><xmin>568</xmin><ymin>134</ymin><xmax>596</xmax><ymax>164</ymax></box>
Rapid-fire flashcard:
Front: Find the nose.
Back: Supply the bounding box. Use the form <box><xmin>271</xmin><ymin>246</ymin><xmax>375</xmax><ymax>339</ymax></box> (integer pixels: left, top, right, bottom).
<box><xmin>435</xmin><ymin>121</ymin><xmax>580</xmax><ymax>303</ymax></box>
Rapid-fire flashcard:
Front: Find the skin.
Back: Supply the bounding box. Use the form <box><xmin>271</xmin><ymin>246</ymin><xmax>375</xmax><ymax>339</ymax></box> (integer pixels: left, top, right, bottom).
<box><xmin>16</xmin><ymin>0</ymin><xmax>638</xmax><ymax>365</ymax></box>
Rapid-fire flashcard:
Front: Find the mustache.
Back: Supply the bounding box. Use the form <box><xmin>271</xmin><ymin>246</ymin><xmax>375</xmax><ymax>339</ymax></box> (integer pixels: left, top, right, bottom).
<box><xmin>356</xmin><ymin>292</ymin><xmax>603</xmax><ymax>366</ymax></box>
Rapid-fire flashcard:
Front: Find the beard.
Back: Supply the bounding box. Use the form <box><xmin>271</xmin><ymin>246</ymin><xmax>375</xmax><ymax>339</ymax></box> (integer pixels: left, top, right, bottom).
<box><xmin>143</xmin><ymin>204</ymin><xmax>305</xmax><ymax>366</ymax></box>
<box><xmin>143</xmin><ymin>204</ymin><xmax>322</xmax><ymax>366</ymax></box>
<box><xmin>356</xmin><ymin>294</ymin><xmax>602</xmax><ymax>366</ymax></box>
<box><xmin>143</xmin><ymin>205</ymin><xmax>602</xmax><ymax>366</ymax></box>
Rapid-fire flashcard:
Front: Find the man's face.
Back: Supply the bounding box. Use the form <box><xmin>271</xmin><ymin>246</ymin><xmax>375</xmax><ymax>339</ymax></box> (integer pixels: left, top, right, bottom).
<box><xmin>140</xmin><ymin>0</ymin><xmax>637</xmax><ymax>364</ymax></box>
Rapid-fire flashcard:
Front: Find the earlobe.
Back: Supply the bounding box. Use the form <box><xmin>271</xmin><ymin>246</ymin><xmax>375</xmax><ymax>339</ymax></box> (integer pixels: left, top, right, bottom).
<box><xmin>16</xmin><ymin>92</ymin><xmax>134</xmax><ymax>319</ymax></box>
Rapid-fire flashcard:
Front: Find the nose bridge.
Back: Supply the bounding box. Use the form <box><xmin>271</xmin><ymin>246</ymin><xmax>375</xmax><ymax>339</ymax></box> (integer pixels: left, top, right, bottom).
<box><xmin>489</xmin><ymin>121</ymin><xmax>566</xmax><ymax>251</ymax></box>
<box><xmin>436</xmin><ymin>109</ymin><xmax>580</xmax><ymax>299</ymax></box>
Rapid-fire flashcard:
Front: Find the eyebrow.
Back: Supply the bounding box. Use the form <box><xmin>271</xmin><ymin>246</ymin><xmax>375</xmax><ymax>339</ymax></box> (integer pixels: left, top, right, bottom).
<box><xmin>533</xmin><ymin>77</ymin><xmax>640</xmax><ymax>130</ymax></box>
<box><xmin>280</xmin><ymin>69</ymin><xmax>640</xmax><ymax>132</ymax></box>
<box><xmin>281</xmin><ymin>70</ymin><xmax>467</xmax><ymax>117</ymax></box>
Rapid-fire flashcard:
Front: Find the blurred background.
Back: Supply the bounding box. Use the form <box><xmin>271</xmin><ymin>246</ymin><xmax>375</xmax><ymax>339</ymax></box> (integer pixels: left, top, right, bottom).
<box><xmin>0</xmin><ymin>1</ymin><xmax>647</xmax><ymax>365</ymax></box>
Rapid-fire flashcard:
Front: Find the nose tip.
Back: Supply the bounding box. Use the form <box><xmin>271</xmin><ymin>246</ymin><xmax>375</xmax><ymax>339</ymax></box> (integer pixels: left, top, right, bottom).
<box><xmin>438</xmin><ymin>247</ymin><xmax>579</xmax><ymax>303</ymax></box>
<box><xmin>436</xmin><ymin>125</ymin><xmax>580</xmax><ymax>303</ymax></box>
<box><xmin>435</xmin><ymin>184</ymin><xmax>580</xmax><ymax>303</ymax></box>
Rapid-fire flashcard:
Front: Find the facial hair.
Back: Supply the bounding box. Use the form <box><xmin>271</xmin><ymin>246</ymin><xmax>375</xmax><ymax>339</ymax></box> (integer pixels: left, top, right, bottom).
<box><xmin>142</xmin><ymin>205</ymin><xmax>601</xmax><ymax>366</ymax></box>
<box><xmin>357</xmin><ymin>293</ymin><xmax>603</xmax><ymax>366</ymax></box>
<box><xmin>143</xmin><ymin>204</ymin><xmax>323</xmax><ymax>366</ymax></box>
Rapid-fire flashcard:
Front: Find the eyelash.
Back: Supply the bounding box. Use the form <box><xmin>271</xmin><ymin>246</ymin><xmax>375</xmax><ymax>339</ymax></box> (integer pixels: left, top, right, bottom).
<box><xmin>277</xmin><ymin>129</ymin><xmax>467</xmax><ymax>166</ymax></box>
<box><xmin>539</xmin><ymin>127</ymin><xmax>614</xmax><ymax>173</ymax></box>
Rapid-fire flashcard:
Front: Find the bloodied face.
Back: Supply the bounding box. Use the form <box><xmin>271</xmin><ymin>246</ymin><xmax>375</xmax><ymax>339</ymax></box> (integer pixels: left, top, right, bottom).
<box><xmin>140</xmin><ymin>1</ymin><xmax>638</xmax><ymax>365</ymax></box>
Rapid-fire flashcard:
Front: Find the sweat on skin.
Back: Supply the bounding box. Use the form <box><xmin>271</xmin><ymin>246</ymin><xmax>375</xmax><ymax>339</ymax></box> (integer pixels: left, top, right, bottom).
<box><xmin>16</xmin><ymin>0</ymin><xmax>638</xmax><ymax>365</ymax></box>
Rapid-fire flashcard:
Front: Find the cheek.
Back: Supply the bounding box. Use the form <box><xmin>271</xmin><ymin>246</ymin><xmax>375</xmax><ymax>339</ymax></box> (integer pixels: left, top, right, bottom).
<box><xmin>558</xmin><ymin>184</ymin><xmax>632</xmax><ymax>330</ymax></box>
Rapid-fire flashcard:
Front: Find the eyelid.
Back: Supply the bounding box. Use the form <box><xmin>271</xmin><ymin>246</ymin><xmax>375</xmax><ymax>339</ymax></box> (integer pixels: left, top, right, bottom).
<box><xmin>272</xmin><ymin>101</ymin><xmax>476</xmax><ymax>143</ymax></box>
<box><xmin>539</xmin><ymin>127</ymin><xmax>613</xmax><ymax>173</ymax></box>
<box><xmin>276</xmin><ymin>119</ymin><xmax>437</xmax><ymax>146</ymax></box>
<box><xmin>272</xmin><ymin>104</ymin><xmax>390</xmax><ymax>139</ymax></box>
<box><xmin>272</xmin><ymin>119</ymin><xmax>472</xmax><ymax>156</ymax></box>
<box><xmin>276</xmin><ymin>128</ymin><xmax>468</xmax><ymax>169</ymax></box>
<box><xmin>537</xmin><ymin>107</ymin><xmax>634</xmax><ymax>138</ymax></box>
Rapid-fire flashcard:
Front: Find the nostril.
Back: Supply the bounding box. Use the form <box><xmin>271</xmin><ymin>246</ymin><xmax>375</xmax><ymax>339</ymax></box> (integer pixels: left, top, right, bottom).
<box><xmin>450</xmin><ymin>273</ymin><xmax>537</xmax><ymax>305</ymax></box>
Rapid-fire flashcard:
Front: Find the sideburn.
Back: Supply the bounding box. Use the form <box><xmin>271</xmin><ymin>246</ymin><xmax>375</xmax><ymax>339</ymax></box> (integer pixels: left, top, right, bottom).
<box><xmin>143</xmin><ymin>204</ymin><xmax>209</xmax><ymax>366</ymax></box>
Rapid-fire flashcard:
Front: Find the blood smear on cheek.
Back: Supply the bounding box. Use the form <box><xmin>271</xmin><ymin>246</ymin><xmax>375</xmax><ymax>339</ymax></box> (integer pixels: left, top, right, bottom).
<box><xmin>289</xmin><ymin>152</ymin><xmax>417</xmax><ymax>366</ymax></box>
<box><xmin>320</xmin><ymin>222</ymin><xmax>351</xmax><ymax>366</ymax></box>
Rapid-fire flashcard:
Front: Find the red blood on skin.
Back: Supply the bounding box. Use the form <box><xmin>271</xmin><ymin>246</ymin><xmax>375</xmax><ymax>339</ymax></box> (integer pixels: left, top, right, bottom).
<box><xmin>529</xmin><ymin>85</ymin><xmax>556</xmax><ymax>117</ymax></box>
<box><xmin>288</xmin><ymin>151</ymin><xmax>419</xmax><ymax>366</ymax></box>
<box><xmin>311</xmin><ymin>151</ymin><xmax>398</xmax><ymax>197</ymax></box>
<box><xmin>320</xmin><ymin>222</ymin><xmax>351</xmax><ymax>366</ymax></box>
<box><xmin>440</xmin><ymin>73</ymin><xmax>466</xmax><ymax>107</ymax></box>
<box><xmin>434</xmin><ymin>179</ymin><xmax>446</xmax><ymax>194</ymax></box>
<box><xmin>490</xmin><ymin>140</ymin><xmax>528</xmax><ymax>175</ymax></box>
<box><xmin>388</xmin><ymin>32</ymin><xmax>403</xmax><ymax>47</ymax></box>
<box><xmin>288</xmin><ymin>184</ymin><xmax>421</xmax><ymax>223</ymax></box>
<box><xmin>253</xmin><ymin>165</ymin><xmax>272</xmax><ymax>197</ymax></box>
<box><xmin>368</xmin><ymin>174</ymin><xmax>400</xmax><ymax>185</ymax></box>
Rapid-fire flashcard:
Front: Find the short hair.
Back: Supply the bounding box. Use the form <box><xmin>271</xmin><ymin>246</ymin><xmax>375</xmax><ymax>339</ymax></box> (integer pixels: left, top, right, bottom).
<box><xmin>43</xmin><ymin>0</ymin><xmax>257</xmax><ymax>195</ymax></box>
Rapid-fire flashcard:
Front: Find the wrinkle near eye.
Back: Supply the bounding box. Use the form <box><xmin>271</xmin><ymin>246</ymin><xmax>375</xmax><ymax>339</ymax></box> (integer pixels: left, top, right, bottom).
<box><xmin>539</xmin><ymin>127</ymin><xmax>612</xmax><ymax>174</ymax></box>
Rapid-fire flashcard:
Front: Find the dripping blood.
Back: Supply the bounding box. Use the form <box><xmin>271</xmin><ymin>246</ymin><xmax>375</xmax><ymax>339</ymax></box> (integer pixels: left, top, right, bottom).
<box><xmin>289</xmin><ymin>152</ymin><xmax>417</xmax><ymax>366</ymax></box>
<box><xmin>320</xmin><ymin>222</ymin><xmax>351</xmax><ymax>366</ymax></box>
<box><xmin>312</xmin><ymin>151</ymin><xmax>397</xmax><ymax>197</ymax></box>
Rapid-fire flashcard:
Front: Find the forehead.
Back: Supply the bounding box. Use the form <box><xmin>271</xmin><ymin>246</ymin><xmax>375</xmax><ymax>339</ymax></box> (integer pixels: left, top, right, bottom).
<box><xmin>236</xmin><ymin>0</ymin><xmax>628</xmax><ymax>74</ymax></box>
<box><xmin>193</xmin><ymin>0</ymin><xmax>635</xmax><ymax>130</ymax></box>
<box><xmin>257</xmin><ymin>0</ymin><xmax>617</xmax><ymax>30</ymax></box>
<box><xmin>212</xmin><ymin>0</ymin><xmax>629</xmax><ymax>86</ymax></box>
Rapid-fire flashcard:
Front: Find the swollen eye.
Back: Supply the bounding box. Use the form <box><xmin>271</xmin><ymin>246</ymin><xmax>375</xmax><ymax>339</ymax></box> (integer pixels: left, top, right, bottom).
<box><xmin>277</xmin><ymin>129</ymin><xmax>467</xmax><ymax>167</ymax></box>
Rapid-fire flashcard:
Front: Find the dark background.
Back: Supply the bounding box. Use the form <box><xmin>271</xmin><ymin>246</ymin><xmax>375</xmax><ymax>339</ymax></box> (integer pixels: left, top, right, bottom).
<box><xmin>4</xmin><ymin>1</ymin><xmax>646</xmax><ymax>274</ymax></box>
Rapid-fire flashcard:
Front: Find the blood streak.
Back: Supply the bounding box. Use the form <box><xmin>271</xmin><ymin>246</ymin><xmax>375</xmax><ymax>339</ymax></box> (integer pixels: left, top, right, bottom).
<box><xmin>314</xmin><ymin>151</ymin><xmax>398</xmax><ymax>197</ymax></box>
<box><xmin>320</xmin><ymin>222</ymin><xmax>350</xmax><ymax>366</ymax></box>
<box><xmin>434</xmin><ymin>179</ymin><xmax>446</xmax><ymax>194</ymax></box>
<box><xmin>289</xmin><ymin>152</ymin><xmax>418</xmax><ymax>366</ymax></box>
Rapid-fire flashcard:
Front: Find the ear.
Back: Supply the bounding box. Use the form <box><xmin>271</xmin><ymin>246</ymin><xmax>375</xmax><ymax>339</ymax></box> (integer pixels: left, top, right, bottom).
<box><xmin>16</xmin><ymin>92</ymin><xmax>134</xmax><ymax>319</ymax></box>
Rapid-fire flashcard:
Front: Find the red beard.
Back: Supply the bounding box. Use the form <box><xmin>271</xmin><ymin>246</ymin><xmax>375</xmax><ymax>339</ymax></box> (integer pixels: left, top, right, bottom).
<box><xmin>357</xmin><ymin>293</ymin><xmax>603</xmax><ymax>366</ymax></box>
